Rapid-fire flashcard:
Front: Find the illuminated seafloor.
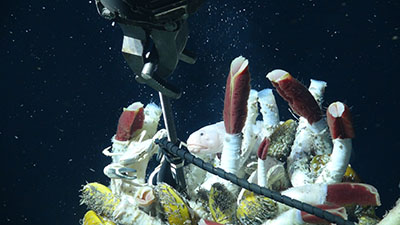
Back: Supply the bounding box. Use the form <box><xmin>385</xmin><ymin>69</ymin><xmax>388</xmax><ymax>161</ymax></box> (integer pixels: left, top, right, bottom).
<box><xmin>1</xmin><ymin>1</ymin><xmax>399</xmax><ymax>224</ymax></box>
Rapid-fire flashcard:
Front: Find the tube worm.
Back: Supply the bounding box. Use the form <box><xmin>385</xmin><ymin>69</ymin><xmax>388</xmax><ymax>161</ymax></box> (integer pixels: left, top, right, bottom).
<box><xmin>115</xmin><ymin>102</ymin><xmax>145</xmax><ymax>141</ymax></box>
<box><xmin>119</xmin><ymin>129</ymin><xmax>167</xmax><ymax>184</ymax></box>
<box><xmin>257</xmin><ymin>138</ymin><xmax>270</xmax><ymax>187</ymax></box>
<box><xmin>316</xmin><ymin>102</ymin><xmax>355</xmax><ymax>184</ymax></box>
<box><xmin>262</xmin><ymin>208</ymin><xmax>299</xmax><ymax>225</ymax></box>
<box><xmin>104</xmin><ymin>129</ymin><xmax>167</xmax><ymax>196</ymax></box>
<box><xmin>266</xmin><ymin>70</ymin><xmax>322</xmax><ymax>125</ymax></box>
<box><xmin>135</xmin><ymin>186</ymin><xmax>155</xmax><ymax>209</ymax></box>
<box><xmin>324</xmin><ymin>183</ymin><xmax>380</xmax><ymax>206</ymax></box>
<box><xmin>279</xmin><ymin>78</ymin><xmax>330</xmax><ymax>186</ymax></box>
<box><xmin>220</xmin><ymin>56</ymin><xmax>250</xmax><ymax>175</ymax></box>
<box><xmin>111</xmin><ymin>102</ymin><xmax>145</xmax><ymax>163</ymax></box>
<box><xmin>256</xmin><ymin>89</ymin><xmax>280</xmax><ymax>187</ymax></box>
<box><xmin>113</xmin><ymin>195</ymin><xmax>164</xmax><ymax>225</ymax></box>
<box><xmin>268</xmin><ymin>183</ymin><xmax>379</xmax><ymax>224</ymax></box>
<box><xmin>326</xmin><ymin>102</ymin><xmax>355</xmax><ymax>139</ymax></box>
<box><xmin>308</xmin><ymin>79</ymin><xmax>327</xmax><ymax>107</ymax></box>
<box><xmin>258</xmin><ymin>89</ymin><xmax>280</xmax><ymax>132</ymax></box>
<box><xmin>300</xmin><ymin>205</ymin><xmax>347</xmax><ymax>225</ymax></box>
<box><xmin>131</xmin><ymin>103</ymin><xmax>162</xmax><ymax>142</ymax></box>
<box><xmin>306</xmin><ymin>80</ymin><xmax>332</xmax><ymax>156</ymax></box>
<box><xmin>198</xmin><ymin>219</ymin><xmax>224</xmax><ymax>225</ymax></box>
<box><xmin>239</xmin><ymin>89</ymin><xmax>259</xmax><ymax>171</ymax></box>
<box><xmin>264</xmin><ymin>205</ymin><xmax>347</xmax><ymax>225</ymax></box>
<box><xmin>378</xmin><ymin>198</ymin><xmax>400</xmax><ymax>225</ymax></box>
<box><xmin>257</xmin><ymin>138</ymin><xmax>270</xmax><ymax>161</ymax></box>
<box><xmin>280</xmin><ymin>183</ymin><xmax>381</xmax><ymax>209</ymax></box>
<box><xmin>223</xmin><ymin>56</ymin><xmax>251</xmax><ymax>134</ymax></box>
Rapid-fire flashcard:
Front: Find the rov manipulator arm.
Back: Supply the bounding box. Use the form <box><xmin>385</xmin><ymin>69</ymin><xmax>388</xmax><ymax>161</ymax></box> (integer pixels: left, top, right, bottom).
<box><xmin>95</xmin><ymin>0</ymin><xmax>205</xmax><ymax>193</ymax></box>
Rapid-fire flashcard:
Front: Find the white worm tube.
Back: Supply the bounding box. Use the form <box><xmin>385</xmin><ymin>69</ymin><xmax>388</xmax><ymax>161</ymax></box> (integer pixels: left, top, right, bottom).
<box><xmin>378</xmin><ymin>198</ymin><xmax>400</xmax><ymax>225</ymax></box>
<box><xmin>258</xmin><ymin>88</ymin><xmax>280</xmax><ymax>131</ymax></box>
<box><xmin>113</xmin><ymin>195</ymin><xmax>163</xmax><ymax>225</ymax></box>
<box><xmin>263</xmin><ymin>209</ymin><xmax>303</xmax><ymax>225</ymax></box>
<box><xmin>220</xmin><ymin>133</ymin><xmax>242</xmax><ymax>174</ymax></box>
<box><xmin>257</xmin><ymin>89</ymin><xmax>280</xmax><ymax>187</ymax></box>
<box><xmin>316</xmin><ymin>102</ymin><xmax>354</xmax><ymax>184</ymax></box>
<box><xmin>287</xmin><ymin>79</ymin><xmax>330</xmax><ymax>186</ymax></box>
<box><xmin>316</xmin><ymin>138</ymin><xmax>352</xmax><ymax>184</ymax></box>
<box><xmin>239</xmin><ymin>89</ymin><xmax>259</xmax><ymax>169</ymax></box>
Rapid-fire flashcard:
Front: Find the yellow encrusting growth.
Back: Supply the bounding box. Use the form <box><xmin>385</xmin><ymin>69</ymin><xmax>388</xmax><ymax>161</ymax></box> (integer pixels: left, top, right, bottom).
<box><xmin>155</xmin><ymin>183</ymin><xmax>193</xmax><ymax>225</ymax></box>
<box><xmin>236</xmin><ymin>190</ymin><xmax>278</xmax><ymax>225</ymax></box>
<box><xmin>343</xmin><ymin>164</ymin><xmax>361</xmax><ymax>182</ymax></box>
<box><xmin>83</xmin><ymin>210</ymin><xmax>116</xmax><ymax>225</ymax></box>
<box><xmin>80</xmin><ymin>182</ymin><xmax>120</xmax><ymax>218</ymax></box>
<box><xmin>310</xmin><ymin>154</ymin><xmax>330</xmax><ymax>175</ymax></box>
<box><xmin>267</xmin><ymin>119</ymin><xmax>297</xmax><ymax>161</ymax></box>
<box><xmin>208</xmin><ymin>183</ymin><xmax>237</xmax><ymax>224</ymax></box>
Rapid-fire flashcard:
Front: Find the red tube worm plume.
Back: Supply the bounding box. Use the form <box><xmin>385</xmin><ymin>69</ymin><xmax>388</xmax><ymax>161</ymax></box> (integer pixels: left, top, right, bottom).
<box><xmin>257</xmin><ymin>137</ymin><xmax>270</xmax><ymax>160</ymax></box>
<box><xmin>326</xmin><ymin>183</ymin><xmax>381</xmax><ymax>206</ymax></box>
<box><xmin>223</xmin><ymin>56</ymin><xmax>251</xmax><ymax>134</ymax></box>
<box><xmin>198</xmin><ymin>219</ymin><xmax>224</xmax><ymax>225</ymax></box>
<box><xmin>266</xmin><ymin>69</ymin><xmax>322</xmax><ymax>124</ymax></box>
<box><xmin>115</xmin><ymin>102</ymin><xmax>145</xmax><ymax>141</ymax></box>
<box><xmin>301</xmin><ymin>204</ymin><xmax>347</xmax><ymax>224</ymax></box>
<box><xmin>327</xmin><ymin>102</ymin><xmax>355</xmax><ymax>139</ymax></box>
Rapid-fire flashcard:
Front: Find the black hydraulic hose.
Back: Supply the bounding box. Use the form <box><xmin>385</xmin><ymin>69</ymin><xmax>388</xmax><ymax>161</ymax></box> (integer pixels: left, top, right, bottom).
<box><xmin>155</xmin><ymin>137</ymin><xmax>355</xmax><ymax>225</ymax></box>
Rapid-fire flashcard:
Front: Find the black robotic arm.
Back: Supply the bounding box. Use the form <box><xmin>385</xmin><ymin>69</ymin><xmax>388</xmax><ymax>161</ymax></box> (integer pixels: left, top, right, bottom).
<box><xmin>95</xmin><ymin>0</ymin><xmax>203</xmax><ymax>99</ymax></box>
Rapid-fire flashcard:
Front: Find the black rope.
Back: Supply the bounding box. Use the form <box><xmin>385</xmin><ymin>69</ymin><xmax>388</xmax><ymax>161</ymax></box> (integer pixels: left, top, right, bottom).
<box><xmin>155</xmin><ymin>137</ymin><xmax>355</xmax><ymax>225</ymax></box>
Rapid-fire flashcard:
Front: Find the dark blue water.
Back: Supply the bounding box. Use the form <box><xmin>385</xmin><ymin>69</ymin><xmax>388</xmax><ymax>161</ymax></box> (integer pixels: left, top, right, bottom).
<box><xmin>1</xmin><ymin>0</ymin><xmax>399</xmax><ymax>224</ymax></box>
